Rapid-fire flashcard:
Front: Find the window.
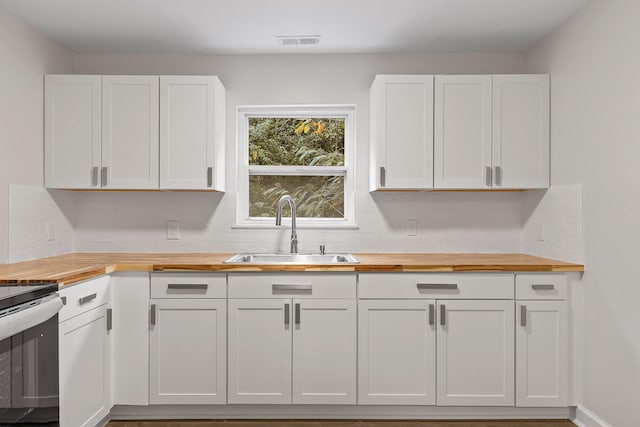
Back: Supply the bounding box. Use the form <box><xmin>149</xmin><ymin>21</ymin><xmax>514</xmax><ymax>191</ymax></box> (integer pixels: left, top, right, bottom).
<box><xmin>236</xmin><ymin>105</ymin><xmax>355</xmax><ymax>227</ymax></box>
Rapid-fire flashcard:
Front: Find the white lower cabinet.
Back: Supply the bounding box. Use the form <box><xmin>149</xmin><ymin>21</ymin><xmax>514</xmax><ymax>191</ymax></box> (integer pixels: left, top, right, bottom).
<box><xmin>149</xmin><ymin>298</ymin><xmax>226</xmax><ymax>404</ymax></box>
<box><xmin>59</xmin><ymin>301</ymin><xmax>110</xmax><ymax>427</ymax></box>
<box><xmin>358</xmin><ymin>300</ymin><xmax>436</xmax><ymax>405</ymax></box>
<box><xmin>436</xmin><ymin>300</ymin><xmax>515</xmax><ymax>406</ymax></box>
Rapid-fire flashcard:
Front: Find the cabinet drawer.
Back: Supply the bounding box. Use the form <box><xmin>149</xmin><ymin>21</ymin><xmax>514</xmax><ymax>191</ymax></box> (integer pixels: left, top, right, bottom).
<box><xmin>228</xmin><ymin>273</ymin><xmax>356</xmax><ymax>299</ymax></box>
<box><xmin>516</xmin><ymin>274</ymin><xmax>567</xmax><ymax>300</ymax></box>
<box><xmin>150</xmin><ymin>273</ymin><xmax>226</xmax><ymax>299</ymax></box>
<box><xmin>358</xmin><ymin>273</ymin><xmax>514</xmax><ymax>299</ymax></box>
<box><xmin>58</xmin><ymin>275</ymin><xmax>110</xmax><ymax>322</ymax></box>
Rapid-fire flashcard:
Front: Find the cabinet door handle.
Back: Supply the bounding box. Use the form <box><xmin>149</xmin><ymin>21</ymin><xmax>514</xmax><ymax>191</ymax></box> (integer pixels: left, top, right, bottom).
<box><xmin>272</xmin><ymin>284</ymin><xmax>312</xmax><ymax>292</ymax></box>
<box><xmin>207</xmin><ymin>167</ymin><xmax>213</xmax><ymax>187</ymax></box>
<box><xmin>150</xmin><ymin>304</ymin><xmax>157</xmax><ymax>326</ymax></box>
<box><xmin>295</xmin><ymin>303</ymin><xmax>301</xmax><ymax>326</ymax></box>
<box><xmin>60</xmin><ymin>296</ymin><xmax>67</xmax><ymax>305</ymax></box>
<box><xmin>91</xmin><ymin>167</ymin><xmax>98</xmax><ymax>187</ymax></box>
<box><xmin>485</xmin><ymin>166</ymin><xmax>492</xmax><ymax>187</ymax></box>
<box><xmin>107</xmin><ymin>308</ymin><xmax>113</xmax><ymax>331</ymax></box>
<box><xmin>101</xmin><ymin>167</ymin><xmax>107</xmax><ymax>187</ymax></box>
<box><xmin>495</xmin><ymin>166</ymin><xmax>502</xmax><ymax>186</ymax></box>
<box><xmin>417</xmin><ymin>283</ymin><xmax>458</xmax><ymax>290</ymax></box>
<box><xmin>440</xmin><ymin>304</ymin><xmax>446</xmax><ymax>326</ymax></box>
<box><xmin>428</xmin><ymin>304</ymin><xmax>435</xmax><ymax>325</ymax></box>
<box><xmin>78</xmin><ymin>293</ymin><xmax>97</xmax><ymax>305</ymax></box>
<box><xmin>521</xmin><ymin>305</ymin><xmax>527</xmax><ymax>327</ymax></box>
<box><xmin>380</xmin><ymin>166</ymin><xmax>386</xmax><ymax>187</ymax></box>
<box><xmin>284</xmin><ymin>303</ymin><xmax>290</xmax><ymax>326</ymax></box>
<box><xmin>167</xmin><ymin>284</ymin><xmax>208</xmax><ymax>290</ymax></box>
<box><xmin>532</xmin><ymin>284</ymin><xmax>555</xmax><ymax>291</ymax></box>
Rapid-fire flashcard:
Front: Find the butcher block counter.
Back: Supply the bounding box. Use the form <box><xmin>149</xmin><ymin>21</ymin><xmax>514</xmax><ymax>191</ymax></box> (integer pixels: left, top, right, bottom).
<box><xmin>0</xmin><ymin>252</ymin><xmax>584</xmax><ymax>286</ymax></box>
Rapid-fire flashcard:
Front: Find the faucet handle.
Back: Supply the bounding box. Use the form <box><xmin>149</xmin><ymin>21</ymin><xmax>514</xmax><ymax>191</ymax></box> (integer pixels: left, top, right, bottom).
<box><xmin>319</xmin><ymin>244</ymin><xmax>326</xmax><ymax>255</ymax></box>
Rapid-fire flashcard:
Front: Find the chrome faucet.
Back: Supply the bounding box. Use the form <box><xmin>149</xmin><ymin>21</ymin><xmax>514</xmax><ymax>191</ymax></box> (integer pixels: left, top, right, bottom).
<box><xmin>275</xmin><ymin>195</ymin><xmax>298</xmax><ymax>254</ymax></box>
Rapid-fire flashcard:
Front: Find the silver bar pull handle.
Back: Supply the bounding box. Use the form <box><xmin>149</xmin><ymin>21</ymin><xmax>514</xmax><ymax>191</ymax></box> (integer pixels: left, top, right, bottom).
<box><xmin>107</xmin><ymin>308</ymin><xmax>113</xmax><ymax>331</ymax></box>
<box><xmin>380</xmin><ymin>166</ymin><xmax>386</xmax><ymax>187</ymax></box>
<box><xmin>295</xmin><ymin>303</ymin><xmax>301</xmax><ymax>326</ymax></box>
<box><xmin>428</xmin><ymin>304</ymin><xmax>435</xmax><ymax>325</ymax></box>
<box><xmin>61</xmin><ymin>296</ymin><xmax>67</xmax><ymax>305</ymax></box>
<box><xmin>521</xmin><ymin>305</ymin><xmax>527</xmax><ymax>327</ymax></box>
<box><xmin>440</xmin><ymin>304</ymin><xmax>446</xmax><ymax>326</ymax></box>
<box><xmin>79</xmin><ymin>293</ymin><xmax>97</xmax><ymax>305</ymax></box>
<box><xmin>101</xmin><ymin>167</ymin><xmax>107</xmax><ymax>187</ymax></box>
<box><xmin>485</xmin><ymin>166</ymin><xmax>492</xmax><ymax>187</ymax></box>
<box><xmin>495</xmin><ymin>166</ymin><xmax>503</xmax><ymax>186</ymax></box>
<box><xmin>532</xmin><ymin>284</ymin><xmax>555</xmax><ymax>291</ymax></box>
<box><xmin>284</xmin><ymin>303</ymin><xmax>290</xmax><ymax>326</ymax></box>
<box><xmin>272</xmin><ymin>284</ymin><xmax>312</xmax><ymax>292</ymax></box>
<box><xmin>167</xmin><ymin>284</ymin><xmax>208</xmax><ymax>290</ymax></box>
<box><xmin>150</xmin><ymin>304</ymin><xmax>157</xmax><ymax>326</ymax></box>
<box><xmin>91</xmin><ymin>167</ymin><xmax>98</xmax><ymax>187</ymax></box>
<box><xmin>207</xmin><ymin>167</ymin><xmax>213</xmax><ymax>187</ymax></box>
<box><xmin>417</xmin><ymin>283</ymin><xmax>458</xmax><ymax>290</ymax></box>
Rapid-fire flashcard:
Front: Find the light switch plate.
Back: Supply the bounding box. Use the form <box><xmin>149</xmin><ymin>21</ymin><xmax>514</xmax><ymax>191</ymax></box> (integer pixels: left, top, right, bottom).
<box><xmin>407</xmin><ymin>219</ymin><xmax>417</xmax><ymax>236</ymax></box>
<box><xmin>167</xmin><ymin>221</ymin><xmax>180</xmax><ymax>240</ymax></box>
<box><xmin>536</xmin><ymin>223</ymin><xmax>545</xmax><ymax>241</ymax></box>
<box><xmin>46</xmin><ymin>222</ymin><xmax>55</xmax><ymax>241</ymax></box>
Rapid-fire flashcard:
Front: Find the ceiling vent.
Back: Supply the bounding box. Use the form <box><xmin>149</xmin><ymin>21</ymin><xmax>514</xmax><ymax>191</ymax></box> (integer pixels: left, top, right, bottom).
<box><xmin>277</xmin><ymin>35</ymin><xmax>321</xmax><ymax>47</ymax></box>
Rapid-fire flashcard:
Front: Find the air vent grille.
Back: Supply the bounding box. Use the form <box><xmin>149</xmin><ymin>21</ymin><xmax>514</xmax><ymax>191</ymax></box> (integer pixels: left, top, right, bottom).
<box><xmin>277</xmin><ymin>35</ymin><xmax>321</xmax><ymax>47</ymax></box>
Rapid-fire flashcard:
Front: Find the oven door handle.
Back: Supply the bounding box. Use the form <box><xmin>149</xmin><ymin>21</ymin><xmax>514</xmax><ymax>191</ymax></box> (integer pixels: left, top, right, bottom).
<box><xmin>0</xmin><ymin>296</ymin><xmax>64</xmax><ymax>341</ymax></box>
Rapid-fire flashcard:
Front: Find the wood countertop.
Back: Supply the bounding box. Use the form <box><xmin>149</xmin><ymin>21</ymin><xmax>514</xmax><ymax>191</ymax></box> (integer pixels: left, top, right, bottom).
<box><xmin>0</xmin><ymin>252</ymin><xmax>584</xmax><ymax>286</ymax></box>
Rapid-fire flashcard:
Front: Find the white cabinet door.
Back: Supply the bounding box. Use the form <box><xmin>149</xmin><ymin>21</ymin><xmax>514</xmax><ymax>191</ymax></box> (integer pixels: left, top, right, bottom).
<box><xmin>149</xmin><ymin>298</ymin><xmax>226</xmax><ymax>404</ymax></box>
<box><xmin>434</xmin><ymin>75</ymin><xmax>492</xmax><ymax>189</ymax></box>
<box><xmin>45</xmin><ymin>75</ymin><xmax>102</xmax><ymax>189</ymax></box>
<box><xmin>370</xmin><ymin>75</ymin><xmax>434</xmax><ymax>190</ymax></box>
<box><xmin>160</xmin><ymin>76</ymin><xmax>226</xmax><ymax>190</ymax></box>
<box><xmin>228</xmin><ymin>299</ymin><xmax>292</xmax><ymax>404</ymax></box>
<box><xmin>292</xmin><ymin>299</ymin><xmax>356</xmax><ymax>404</ymax></box>
<box><xmin>358</xmin><ymin>300</ymin><xmax>436</xmax><ymax>405</ymax></box>
<box><xmin>492</xmin><ymin>75</ymin><xmax>549</xmax><ymax>189</ymax></box>
<box><xmin>60</xmin><ymin>305</ymin><xmax>110</xmax><ymax>427</ymax></box>
<box><xmin>102</xmin><ymin>76</ymin><xmax>159</xmax><ymax>189</ymax></box>
<box><xmin>436</xmin><ymin>300</ymin><xmax>514</xmax><ymax>406</ymax></box>
<box><xmin>516</xmin><ymin>300</ymin><xmax>567</xmax><ymax>407</ymax></box>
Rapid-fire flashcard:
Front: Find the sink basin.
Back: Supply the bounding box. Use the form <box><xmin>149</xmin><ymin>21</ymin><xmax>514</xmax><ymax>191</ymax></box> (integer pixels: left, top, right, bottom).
<box><xmin>223</xmin><ymin>253</ymin><xmax>359</xmax><ymax>265</ymax></box>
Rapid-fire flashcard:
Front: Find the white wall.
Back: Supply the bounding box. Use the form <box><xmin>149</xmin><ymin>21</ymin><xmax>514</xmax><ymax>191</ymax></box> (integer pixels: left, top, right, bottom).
<box><xmin>525</xmin><ymin>1</ymin><xmax>640</xmax><ymax>425</ymax></box>
<box><xmin>0</xmin><ymin>6</ymin><xmax>73</xmax><ymax>263</ymax></box>
<box><xmin>72</xmin><ymin>52</ymin><xmax>529</xmax><ymax>254</ymax></box>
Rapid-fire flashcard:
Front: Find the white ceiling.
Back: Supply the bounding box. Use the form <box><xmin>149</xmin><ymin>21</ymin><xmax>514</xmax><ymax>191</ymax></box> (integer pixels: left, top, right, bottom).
<box><xmin>0</xmin><ymin>0</ymin><xmax>590</xmax><ymax>54</ymax></box>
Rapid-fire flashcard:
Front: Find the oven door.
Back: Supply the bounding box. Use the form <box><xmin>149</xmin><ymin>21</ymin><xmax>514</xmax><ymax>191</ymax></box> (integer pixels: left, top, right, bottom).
<box><xmin>0</xmin><ymin>295</ymin><xmax>63</xmax><ymax>425</ymax></box>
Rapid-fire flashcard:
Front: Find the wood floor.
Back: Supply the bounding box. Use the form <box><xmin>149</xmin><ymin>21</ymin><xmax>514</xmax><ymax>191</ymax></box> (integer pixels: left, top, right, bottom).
<box><xmin>107</xmin><ymin>420</ymin><xmax>576</xmax><ymax>427</ymax></box>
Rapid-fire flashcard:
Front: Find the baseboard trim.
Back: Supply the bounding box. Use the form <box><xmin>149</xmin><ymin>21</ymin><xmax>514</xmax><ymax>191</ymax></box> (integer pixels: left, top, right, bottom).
<box><xmin>573</xmin><ymin>405</ymin><xmax>612</xmax><ymax>427</ymax></box>
<box><xmin>110</xmin><ymin>405</ymin><xmax>572</xmax><ymax>420</ymax></box>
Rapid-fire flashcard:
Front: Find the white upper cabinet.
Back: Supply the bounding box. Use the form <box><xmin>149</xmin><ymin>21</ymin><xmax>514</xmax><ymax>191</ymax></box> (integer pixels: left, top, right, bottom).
<box><xmin>160</xmin><ymin>76</ymin><xmax>226</xmax><ymax>191</ymax></box>
<box><xmin>493</xmin><ymin>75</ymin><xmax>550</xmax><ymax>189</ymax></box>
<box><xmin>434</xmin><ymin>75</ymin><xmax>492</xmax><ymax>189</ymax></box>
<box><xmin>102</xmin><ymin>76</ymin><xmax>159</xmax><ymax>189</ymax></box>
<box><xmin>370</xmin><ymin>75</ymin><xmax>434</xmax><ymax>190</ymax></box>
<box><xmin>45</xmin><ymin>75</ymin><xmax>102</xmax><ymax>189</ymax></box>
<box><xmin>45</xmin><ymin>74</ymin><xmax>226</xmax><ymax>191</ymax></box>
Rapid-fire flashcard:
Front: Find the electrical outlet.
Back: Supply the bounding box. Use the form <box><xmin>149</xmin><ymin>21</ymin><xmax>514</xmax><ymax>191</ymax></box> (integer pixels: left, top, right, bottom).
<box><xmin>167</xmin><ymin>221</ymin><xmax>180</xmax><ymax>240</ymax></box>
<box><xmin>407</xmin><ymin>219</ymin><xmax>417</xmax><ymax>236</ymax></box>
<box><xmin>46</xmin><ymin>222</ymin><xmax>55</xmax><ymax>241</ymax></box>
<box><xmin>536</xmin><ymin>223</ymin><xmax>545</xmax><ymax>241</ymax></box>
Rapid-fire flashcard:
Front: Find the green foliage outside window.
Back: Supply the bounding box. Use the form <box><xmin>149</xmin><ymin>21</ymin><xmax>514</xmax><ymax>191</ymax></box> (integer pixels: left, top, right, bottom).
<box><xmin>248</xmin><ymin>118</ymin><xmax>346</xmax><ymax>218</ymax></box>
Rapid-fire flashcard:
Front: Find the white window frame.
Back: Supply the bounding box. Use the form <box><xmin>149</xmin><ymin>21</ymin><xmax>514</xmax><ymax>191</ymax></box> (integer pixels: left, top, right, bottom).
<box><xmin>235</xmin><ymin>105</ymin><xmax>356</xmax><ymax>228</ymax></box>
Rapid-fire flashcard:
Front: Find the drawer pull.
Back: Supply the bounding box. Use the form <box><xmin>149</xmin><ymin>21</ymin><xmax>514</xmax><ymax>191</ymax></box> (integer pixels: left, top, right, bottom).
<box><xmin>521</xmin><ymin>305</ymin><xmax>527</xmax><ymax>327</ymax></box>
<box><xmin>295</xmin><ymin>303</ymin><xmax>301</xmax><ymax>326</ymax></box>
<box><xmin>284</xmin><ymin>303</ymin><xmax>290</xmax><ymax>326</ymax></box>
<box><xmin>78</xmin><ymin>293</ymin><xmax>97</xmax><ymax>305</ymax></box>
<box><xmin>167</xmin><ymin>284</ymin><xmax>208</xmax><ymax>290</ymax></box>
<box><xmin>272</xmin><ymin>284</ymin><xmax>312</xmax><ymax>292</ymax></box>
<box><xmin>532</xmin><ymin>284</ymin><xmax>555</xmax><ymax>291</ymax></box>
<box><xmin>428</xmin><ymin>304</ymin><xmax>435</xmax><ymax>325</ymax></box>
<box><xmin>150</xmin><ymin>304</ymin><xmax>157</xmax><ymax>326</ymax></box>
<box><xmin>440</xmin><ymin>304</ymin><xmax>446</xmax><ymax>326</ymax></box>
<box><xmin>61</xmin><ymin>296</ymin><xmax>67</xmax><ymax>305</ymax></box>
<box><xmin>417</xmin><ymin>283</ymin><xmax>458</xmax><ymax>290</ymax></box>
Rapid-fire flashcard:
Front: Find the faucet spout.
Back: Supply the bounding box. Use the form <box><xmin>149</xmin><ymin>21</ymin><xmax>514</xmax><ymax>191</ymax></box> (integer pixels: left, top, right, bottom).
<box><xmin>275</xmin><ymin>195</ymin><xmax>298</xmax><ymax>254</ymax></box>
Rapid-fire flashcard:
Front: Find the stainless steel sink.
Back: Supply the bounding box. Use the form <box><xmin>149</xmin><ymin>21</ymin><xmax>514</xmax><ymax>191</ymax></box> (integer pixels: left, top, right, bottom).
<box><xmin>223</xmin><ymin>253</ymin><xmax>359</xmax><ymax>264</ymax></box>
